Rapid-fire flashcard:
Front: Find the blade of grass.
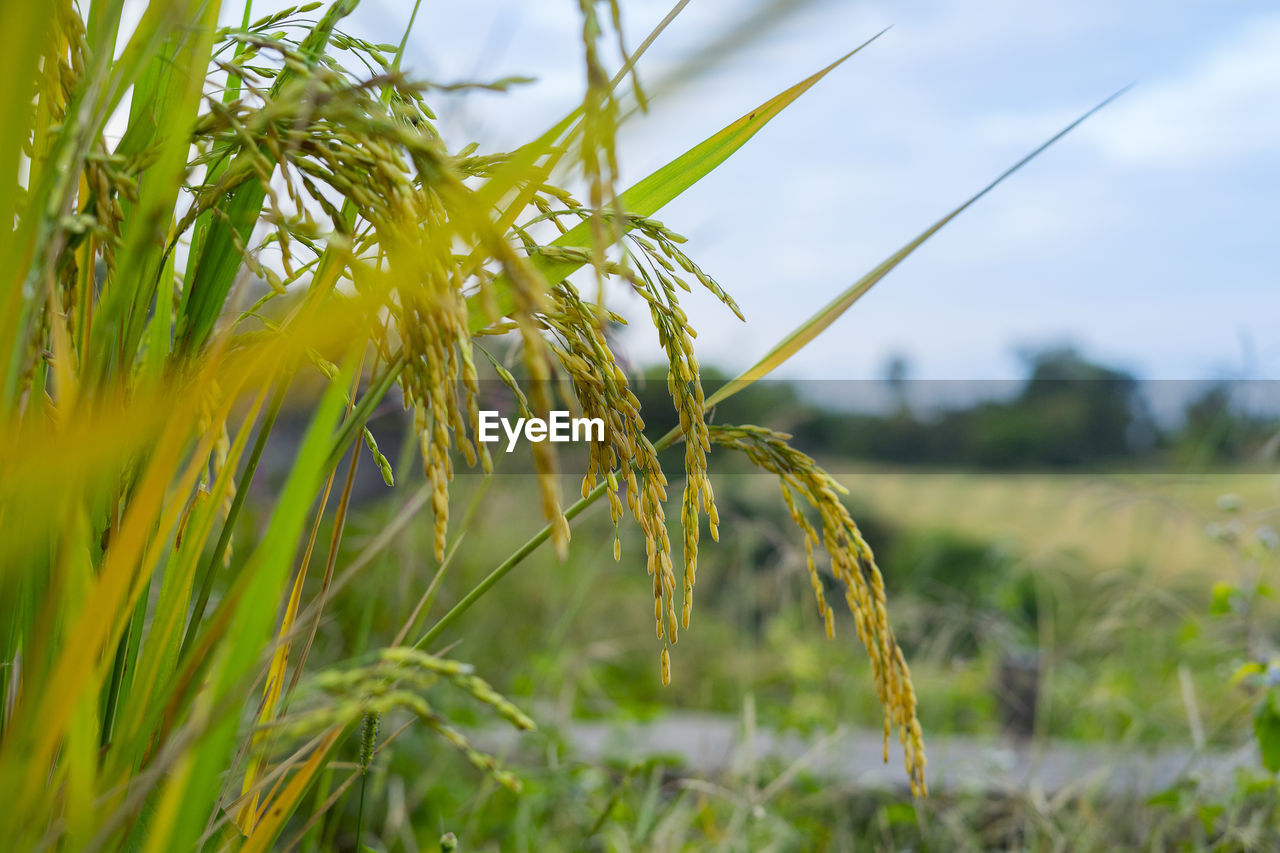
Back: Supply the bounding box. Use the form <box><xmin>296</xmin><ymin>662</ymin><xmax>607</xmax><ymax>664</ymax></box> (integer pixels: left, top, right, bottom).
<box><xmin>106</xmin><ymin>0</ymin><xmax>219</xmax><ymax>375</ymax></box>
<box><xmin>179</xmin><ymin>0</ymin><xmax>360</xmax><ymax>355</ymax></box>
<box><xmin>0</xmin><ymin>359</ymin><xmax>243</xmax><ymax>833</ymax></box>
<box><xmin>110</xmin><ymin>385</ymin><xmax>272</xmax><ymax>772</ymax></box>
<box><xmin>180</xmin><ymin>380</ymin><xmax>287</xmax><ymax>660</ymax></box>
<box><xmin>241</xmin><ymin>727</ymin><xmax>344</xmax><ymax>852</ymax></box>
<box><xmin>466</xmin><ymin>31</ymin><xmax>887</xmax><ymax>333</ymax></box>
<box><xmin>239</xmin><ymin>350</ymin><xmax>368</xmax><ymax>831</ymax></box>
<box><xmin>143</xmin><ymin>351</ymin><xmax>357</xmax><ymax>852</ymax></box>
<box><xmin>705</xmin><ymin>86</ymin><xmax>1134</xmax><ymax>409</ymax></box>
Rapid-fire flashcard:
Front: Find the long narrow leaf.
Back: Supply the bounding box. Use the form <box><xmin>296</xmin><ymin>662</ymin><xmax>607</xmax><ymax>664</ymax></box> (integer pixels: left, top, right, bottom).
<box><xmin>467</xmin><ymin>31</ymin><xmax>887</xmax><ymax>333</ymax></box>
<box><xmin>705</xmin><ymin>88</ymin><xmax>1131</xmax><ymax>408</ymax></box>
<box><xmin>179</xmin><ymin>0</ymin><xmax>360</xmax><ymax>355</ymax></box>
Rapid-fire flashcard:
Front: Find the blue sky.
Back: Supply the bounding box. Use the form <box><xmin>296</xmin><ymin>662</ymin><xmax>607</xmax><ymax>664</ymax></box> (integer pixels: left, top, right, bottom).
<box><xmin>242</xmin><ymin>1</ymin><xmax>1280</xmax><ymax>382</ymax></box>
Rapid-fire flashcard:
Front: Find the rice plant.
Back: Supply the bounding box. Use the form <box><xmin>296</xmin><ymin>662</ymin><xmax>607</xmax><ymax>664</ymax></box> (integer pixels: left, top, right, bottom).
<box><xmin>0</xmin><ymin>0</ymin><xmax>1105</xmax><ymax>847</ymax></box>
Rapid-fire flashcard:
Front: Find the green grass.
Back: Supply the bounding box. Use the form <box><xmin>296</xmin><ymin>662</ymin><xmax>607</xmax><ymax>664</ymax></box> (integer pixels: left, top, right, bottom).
<box><xmin>323</xmin><ymin>468</ymin><xmax>1266</xmax><ymax>738</ymax></box>
<box><xmin>285</xmin><ymin>464</ymin><xmax>1280</xmax><ymax>849</ymax></box>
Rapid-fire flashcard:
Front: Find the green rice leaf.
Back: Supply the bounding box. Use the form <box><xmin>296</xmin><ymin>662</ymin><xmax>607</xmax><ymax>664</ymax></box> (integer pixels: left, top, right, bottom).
<box><xmin>467</xmin><ymin>30</ymin><xmax>887</xmax><ymax>333</ymax></box>
<box><xmin>178</xmin><ymin>0</ymin><xmax>360</xmax><ymax>355</ymax></box>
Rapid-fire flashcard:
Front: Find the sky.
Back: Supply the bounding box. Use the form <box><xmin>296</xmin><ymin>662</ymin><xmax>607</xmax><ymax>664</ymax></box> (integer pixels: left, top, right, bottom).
<box><xmin>221</xmin><ymin>0</ymin><xmax>1279</xmax><ymax>383</ymax></box>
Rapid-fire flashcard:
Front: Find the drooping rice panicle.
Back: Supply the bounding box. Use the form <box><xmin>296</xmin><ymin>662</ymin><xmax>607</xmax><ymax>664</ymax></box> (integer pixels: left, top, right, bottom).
<box><xmin>708</xmin><ymin>423</ymin><xmax>927</xmax><ymax>796</ymax></box>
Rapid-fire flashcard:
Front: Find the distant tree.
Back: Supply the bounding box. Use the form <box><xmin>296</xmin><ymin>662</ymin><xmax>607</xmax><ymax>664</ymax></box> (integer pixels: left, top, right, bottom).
<box><xmin>1010</xmin><ymin>346</ymin><xmax>1142</xmax><ymax>466</ymax></box>
<box><xmin>882</xmin><ymin>352</ymin><xmax>912</xmax><ymax>415</ymax></box>
<box><xmin>1177</xmin><ymin>383</ymin><xmax>1280</xmax><ymax>465</ymax></box>
<box><xmin>643</xmin><ymin>345</ymin><xmax>1183</xmax><ymax>469</ymax></box>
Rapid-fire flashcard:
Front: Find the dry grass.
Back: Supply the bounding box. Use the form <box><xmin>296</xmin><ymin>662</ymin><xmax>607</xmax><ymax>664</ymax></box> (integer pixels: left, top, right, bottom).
<box><xmin>835</xmin><ymin>469</ymin><xmax>1280</xmax><ymax>580</ymax></box>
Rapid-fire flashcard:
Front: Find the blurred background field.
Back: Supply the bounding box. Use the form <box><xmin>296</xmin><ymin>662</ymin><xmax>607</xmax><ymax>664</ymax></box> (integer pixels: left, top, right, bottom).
<box><xmin>270</xmin><ymin>346</ymin><xmax>1280</xmax><ymax>850</ymax></box>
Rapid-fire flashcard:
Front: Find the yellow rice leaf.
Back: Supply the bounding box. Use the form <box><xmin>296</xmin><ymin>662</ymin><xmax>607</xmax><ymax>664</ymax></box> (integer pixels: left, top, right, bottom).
<box><xmin>241</xmin><ymin>727</ymin><xmax>343</xmax><ymax>852</ymax></box>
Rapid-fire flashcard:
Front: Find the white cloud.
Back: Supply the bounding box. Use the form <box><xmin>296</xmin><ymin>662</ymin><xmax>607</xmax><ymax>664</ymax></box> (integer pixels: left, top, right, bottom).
<box><xmin>1097</xmin><ymin>17</ymin><xmax>1280</xmax><ymax>167</ymax></box>
<box><xmin>980</xmin><ymin>14</ymin><xmax>1280</xmax><ymax>170</ymax></box>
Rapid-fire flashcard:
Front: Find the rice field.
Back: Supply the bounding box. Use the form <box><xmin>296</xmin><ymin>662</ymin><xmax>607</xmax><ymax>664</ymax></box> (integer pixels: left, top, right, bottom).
<box><xmin>835</xmin><ymin>469</ymin><xmax>1280</xmax><ymax>580</ymax></box>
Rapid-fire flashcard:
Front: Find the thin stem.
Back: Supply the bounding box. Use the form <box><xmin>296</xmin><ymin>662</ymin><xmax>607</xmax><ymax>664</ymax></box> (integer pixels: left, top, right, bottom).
<box><xmin>414</xmin><ymin>426</ymin><xmax>685</xmax><ymax>651</ymax></box>
<box><xmin>325</xmin><ymin>353</ymin><xmax>405</xmax><ymax>473</ymax></box>
<box><xmin>393</xmin><ymin>0</ymin><xmax>424</xmax><ymax>73</ymax></box>
<box><xmin>354</xmin><ymin>771</ymin><xmax>368</xmax><ymax>851</ymax></box>
<box><xmin>224</xmin><ymin>0</ymin><xmax>255</xmax><ymax>101</ymax></box>
<box><xmin>393</xmin><ymin>476</ymin><xmax>491</xmax><ymax>648</ymax></box>
<box><xmin>414</xmin><ymin>483</ymin><xmax>604</xmax><ymax>652</ymax></box>
<box><xmin>284</xmin><ymin>348</ymin><xmax>373</xmax><ymax>698</ymax></box>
